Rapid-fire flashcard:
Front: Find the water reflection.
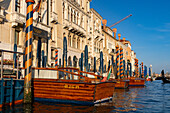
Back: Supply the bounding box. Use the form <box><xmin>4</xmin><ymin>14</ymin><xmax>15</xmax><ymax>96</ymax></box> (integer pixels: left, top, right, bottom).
<box><xmin>1</xmin><ymin>80</ymin><xmax>170</xmax><ymax>113</ymax></box>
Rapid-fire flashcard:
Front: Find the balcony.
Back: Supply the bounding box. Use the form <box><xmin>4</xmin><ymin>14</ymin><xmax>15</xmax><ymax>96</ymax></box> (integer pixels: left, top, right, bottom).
<box><xmin>0</xmin><ymin>7</ymin><xmax>5</xmax><ymax>22</ymax></box>
<box><xmin>69</xmin><ymin>0</ymin><xmax>80</xmax><ymax>7</ymax></box>
<box><xmin>63</xmin><ymin>19</ymin><xmax>86</xmax><ymax>37</ymax></box>
<box><xmin>50</xmin><ymin>12</ymin><xmax>58</xmax><ymax>24</ymax></box>
<box><xmin>94</xmin><ymin>29</ymin><xmax>102</xmax><ymax>40</ymax></box>
<box><xmin>11</xmin><ymin>12</ymin><xmax>25</xmax><ymax>27</ymax></box>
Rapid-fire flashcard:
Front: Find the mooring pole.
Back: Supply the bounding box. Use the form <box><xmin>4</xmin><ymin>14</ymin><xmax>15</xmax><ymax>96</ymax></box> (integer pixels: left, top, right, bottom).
<box><xmin>116</xmin><ymin>45</ymin><xmax>119</xmax><ymax>79</ymax></box>
<box><xmin>141</xmin><ymin>62</ymin><xmax>144</xmax><ymax>78</ymax></box>
<box><xmin>120</xmin><ymin>47</ymin><xmax>123</xmax><ymax>79</ymax></box>
<box><xmin>24</xmin><ymin>0</ymin><xmax>35</xmax><ymax>103</ymax></box>
<box><xmin>55</xmin><ymin>49</ymin><xmax>58</xmax><ymax>68</ymax></box>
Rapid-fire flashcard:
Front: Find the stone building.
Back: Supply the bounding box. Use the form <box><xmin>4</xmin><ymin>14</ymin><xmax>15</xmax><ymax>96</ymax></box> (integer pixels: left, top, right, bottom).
<box><xmin>88</xmin><ymin>8</ymin><xmax>103</xmax><ymax>71</ymax></box>
<box><xmin>53</xmin><ymin>0</ymin><xmax>92</xmax><ymax>67</ymax></box>
<box><xmin>0</xmin><ymin>0</ymin><xmax>137</xmax><ymax>74</ymax></box>
<box><xmin>0</xmin><ymin>0</ymin><xmax>51</xmax><ymax>68</ymax></box>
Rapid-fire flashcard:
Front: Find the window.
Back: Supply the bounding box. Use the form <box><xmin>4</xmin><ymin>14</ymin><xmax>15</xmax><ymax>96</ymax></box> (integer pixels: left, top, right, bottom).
<box><xmin>74</xmin><ymin>12</ymin><xmax>76</xmax><ymax>23</ymax></box>
<box><xmin>77</xmin><ymin>38</ymin><xmax>80</xmax><ymax>49</ymax></box>
<box><xmin>51</xmin><ymin>49</ymin><xmax>55</xmax><ymax>59</ymax></box>
<box><xmin>81</xmin><ymin>0</ymin><xmax>82</xmax><ymax>6</ymax></box>
<box><xmin>82</xmin><ymin>40</ymin><xmax>84</xmax><ymax>49</ymax></box>
<box><xmin>72</xmin><ymin>37</ymin><xmax>76</xmax><ymax>48</ymax></box>
<box><xmin>68</xmin><ymin>36</ymin><xmax>71</xmax><ymax>47</ymax></box>
<box><xmin>15</xmin><ymin>30</ymin><xmax>19</xmax><ymax>45</ymax></box>
<box><xmin>15</xmin><ymin>0</ymin><xmax>20</xmax><ymax>13</ymax></box>
<box><xmin>77</xmin><ymin>13</ymin><xmax>79</xmax><ymax>25</ymax></box>
<box><xmin>68</xmin><ymin>6</ymin><xmax>70</xmax><ymax>21</ymax></box>
<box><xmin>63</xmin><ymin>3</ymin><xmax>65</xmax><ymax>19</ymax></box>
<box><xmin>50</xmin><ymin>0</ymin><xmax>52</xmax><ymax>12</ymax></box>
<box><xmin>71</xmin><ymin>9</ymin><xmax>73</xmax><ymax>22</ymax></box>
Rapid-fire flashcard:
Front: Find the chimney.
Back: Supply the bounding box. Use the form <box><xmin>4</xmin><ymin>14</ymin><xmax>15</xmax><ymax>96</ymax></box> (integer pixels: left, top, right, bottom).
<box><xmin>113</xmin><ymin>28</ymin><xmax>117</xmax><ymax>39</ymax></box>
<box><xmin>123</xmin><ymin>37</ymin><xmax>125</xmax><ymax>41</ymax></box>
<box><xmin>118</xmin><ymin>33</ymin><xmax>121</xmax><ymax>41</ymax></box>
<box><xmin>102</xmin><ymin>19</ymin><xmax>107</xmax><ymax>31</ymax></box>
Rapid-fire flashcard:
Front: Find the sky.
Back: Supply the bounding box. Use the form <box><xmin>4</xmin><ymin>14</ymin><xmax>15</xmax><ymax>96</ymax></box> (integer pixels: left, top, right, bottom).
<box><xmin>90</xmin><ymin>0</ymin><xmax>170</xmax><ymax>74</ymax></box>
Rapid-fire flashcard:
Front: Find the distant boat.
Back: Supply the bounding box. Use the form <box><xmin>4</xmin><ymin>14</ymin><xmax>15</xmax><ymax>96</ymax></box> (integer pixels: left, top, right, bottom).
<box><xmin>161</xmin><ymin>70</ymin><xmax>170</xmax><ymax>83</ymax></box>
<box><xmin>162</xmin><ymin>77</ymin><xmax>170</xmax><ymax>83</ymax></box>
<box><xmin>155</xmin><ymin>77</ymin><xmax>162</xmax><ymax>80</ymax></box>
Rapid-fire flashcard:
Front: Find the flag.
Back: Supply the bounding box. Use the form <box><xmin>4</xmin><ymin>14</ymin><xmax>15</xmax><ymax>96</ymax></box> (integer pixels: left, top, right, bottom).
<box><xmin>33</xmin><ymin>0</ymin><xmax>41</xmax><ymax>13</ymax></box>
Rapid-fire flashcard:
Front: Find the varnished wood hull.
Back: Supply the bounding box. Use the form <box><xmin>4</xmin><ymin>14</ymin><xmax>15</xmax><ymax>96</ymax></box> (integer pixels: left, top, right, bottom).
<box><xmin>129</xmin><ymin>78</ymin><xmax>145</xmax><ymax>86</ymax></box>
<box><xmin>33</xmin><ymin>78</ymin><xmax>115</xmax><ymax>105</ymax></box>
<box><xmin>114</xmin><ymin>79</ymin><xmax>129</xmax><ymax>89</ymax></box>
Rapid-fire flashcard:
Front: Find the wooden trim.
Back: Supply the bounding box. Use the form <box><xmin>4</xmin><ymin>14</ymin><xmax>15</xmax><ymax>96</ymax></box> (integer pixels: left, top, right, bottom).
<box><xmin>93</xmin><ymin>85</ymin><xmax>97</xmax><ymax>102</ymax></box>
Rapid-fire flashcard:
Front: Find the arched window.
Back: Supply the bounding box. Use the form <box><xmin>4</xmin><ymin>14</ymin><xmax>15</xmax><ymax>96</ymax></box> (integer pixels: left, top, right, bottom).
<box><xmin>77</xmin><ymin>38</ymin><xmax>80</xmax><ymax>49</ymax></box>
<box><xmin>68</xmin><ymin>56</ymin><xmax>72</xmax><ymax>66</ymax></box>
<box><xmin>73</xmin><ymin>56</ymin><xmax>78</xmax><ymax>67</ymax></box>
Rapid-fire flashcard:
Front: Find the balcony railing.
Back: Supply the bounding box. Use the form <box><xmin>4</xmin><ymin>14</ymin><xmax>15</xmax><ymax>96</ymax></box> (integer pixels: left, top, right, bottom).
<box><xmin>69</xmin><ymin>0</ymin><xmax>80</xmax><ymax>7</ymax></box>
<box><xmin>50</xmin><ymin>12</ymin><xmax>58</xmax><ymax>24</ymax></box>
<box><xmin>63</xmin><ymin>19</ymin><xmax>86</xmax><ymax>37</ymax></box>
<box><xmin>11</xmin><ymin>12</ymin><xmax>25</xmax><ymax>27</ymax></box>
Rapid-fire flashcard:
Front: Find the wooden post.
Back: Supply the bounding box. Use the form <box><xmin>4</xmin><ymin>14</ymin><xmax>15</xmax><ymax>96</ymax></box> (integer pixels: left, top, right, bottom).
<box><xmin>17</xmin><ymin>54</ymin><xmax>19</xmax><ymax>79</ymax></box>
<box><xmin>55</xmin><ymin>49</ymin><xmax>58</xmax><ymax>68</ymax></box>
<box><xmin>141</xmin><ymin>62</ymin><xmax>144</xmax><ymax>78</ymax></box>
<box><xmin>120</xmin><ymin>47</ymin><xmax>123</xmax><ymax>79</ymax></box>
<box><xmin>116</xmin><ymin>45</ymin><xmax>119</xmax><ymax>79</ymax></box>
<box><xmin>24</xmin><ymin>0</ymin><xmax>35</xmax><ymax>104</ymax></box>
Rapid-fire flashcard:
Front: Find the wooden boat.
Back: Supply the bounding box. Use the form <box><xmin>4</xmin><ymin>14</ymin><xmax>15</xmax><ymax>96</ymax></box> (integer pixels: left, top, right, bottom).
<box><xmin>128</xmin><ymin>77</ymin><xmax>145</xmax><ymax>86</ymax></box>
<box><xmin>32</xmin><ymin>67</ymin><xmax>116</xmax><ymax>106</ymax></box>
<box><xmin>106</xmin><ymin>66</ymin><xmax>129</xmax><ymax>89</ymax></box>
<box><xmin>115</xmin><ymin>79</ymin><xmax>129</xmax><ymax>89</ymax></box>
<box><xmin>109</xmin><ymin>79</ymin><xmax>129</xmax><ymax>89</ymax></box>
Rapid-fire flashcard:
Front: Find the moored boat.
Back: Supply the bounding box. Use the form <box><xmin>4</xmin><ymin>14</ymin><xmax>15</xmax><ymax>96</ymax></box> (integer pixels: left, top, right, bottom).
<box><xmin>161</xmin><ymin>70</ymin><xmax>170</xmax><ymax>83</ymax></box>
<box><xmin>129</xmin><ymin>77</ymin><xmax>145</xmax><ymax>86</ymax></box>
<box><xmin>114</xmin><ymin>79</ymin><xmax>129</xmax><ymax>89</ymax></box>
<box><xmin>32</xmin><ymin>67</ymin><xmax>116</xmax><ymax>105</ymax></box>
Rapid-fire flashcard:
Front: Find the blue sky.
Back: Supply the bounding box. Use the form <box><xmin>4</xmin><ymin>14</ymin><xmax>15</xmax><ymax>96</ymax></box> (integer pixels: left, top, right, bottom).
<box><xmin>91</xmin><ymin>0</ymin><xmax>170</xmax><ymax>74</ymax></box>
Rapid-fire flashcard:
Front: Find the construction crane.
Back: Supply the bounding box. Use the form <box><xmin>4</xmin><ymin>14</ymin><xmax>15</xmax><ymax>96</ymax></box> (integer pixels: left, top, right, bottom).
<box><xmin>109</xmin><ymin>14</ymin><xmax>132</xmax><ymax>28</ymax></box>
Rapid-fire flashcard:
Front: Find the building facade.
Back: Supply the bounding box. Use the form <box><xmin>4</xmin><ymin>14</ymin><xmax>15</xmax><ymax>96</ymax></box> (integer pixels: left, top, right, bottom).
<box><xmin>0</xmin><ymin>0</ymin><xmax>137</xmax><ymax>74</ymax></box>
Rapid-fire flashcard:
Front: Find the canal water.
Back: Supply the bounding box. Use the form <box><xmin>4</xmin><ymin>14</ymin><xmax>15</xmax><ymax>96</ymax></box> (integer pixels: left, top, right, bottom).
<box><xmin>0</xmin><ymin>80</ymin><xmax>170</xmax><ymax>113</ymax></box>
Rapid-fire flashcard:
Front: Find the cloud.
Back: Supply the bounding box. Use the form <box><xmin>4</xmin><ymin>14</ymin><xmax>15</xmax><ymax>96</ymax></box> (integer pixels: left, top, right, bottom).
<box><xmin>155</xmin><ymin>29</ymin><xmax>170</xmax><ymax>32</ymax></box>
<box><xmin>137</xmin><ymin>23</ymin><xmax>170</xmax><ymax>32</ymax></box>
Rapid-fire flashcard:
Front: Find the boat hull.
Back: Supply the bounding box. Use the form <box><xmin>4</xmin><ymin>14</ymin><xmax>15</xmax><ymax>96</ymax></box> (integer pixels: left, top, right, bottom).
<box><xmin>114</xmin><ymin>79</ymin><xmax>129</xmax><ymax>89</ymax></box>
<box><xmin>162</xmin><ymin>77</ymin><xmax>170</xmax><ymax>83</ymax></box>
<box><xmin>33</xmin><ymin>78</ymin><xmax>115</xmax><ymax>105</ymax></box>
<box><xmin>129</xmin><ymin>78</ymin><xmax>145</xmax><ymax>86</ymax></box>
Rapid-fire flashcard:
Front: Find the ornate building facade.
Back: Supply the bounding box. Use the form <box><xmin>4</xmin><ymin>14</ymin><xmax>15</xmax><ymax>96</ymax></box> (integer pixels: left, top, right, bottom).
<box><xmin>0</xmin><ymin>0</ymin><xmax>137</xmax><ymax>73</ymax></box>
